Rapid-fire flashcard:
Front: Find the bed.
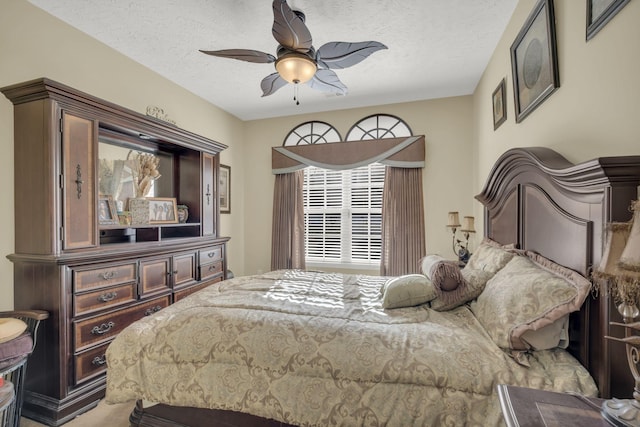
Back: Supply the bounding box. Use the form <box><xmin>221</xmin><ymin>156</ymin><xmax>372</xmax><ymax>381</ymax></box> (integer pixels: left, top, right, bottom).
<box><xmin>105</xmin><ymin>147</ymin><xmax>640</xmax><ymax>426</ymax></box>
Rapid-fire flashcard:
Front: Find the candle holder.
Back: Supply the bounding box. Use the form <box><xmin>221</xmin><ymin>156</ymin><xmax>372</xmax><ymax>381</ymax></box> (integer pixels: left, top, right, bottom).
<box><xmin>446</xmin><ymin>211</ymin><xmax>475</xmax><ymax>266</ymax></box>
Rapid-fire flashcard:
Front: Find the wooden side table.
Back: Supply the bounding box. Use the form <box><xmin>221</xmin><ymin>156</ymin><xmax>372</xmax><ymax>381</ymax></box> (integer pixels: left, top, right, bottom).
<box><xmin>497</xmin><ymin>384</ymin><xmax>610</xmax><ymax>427</ymax></box>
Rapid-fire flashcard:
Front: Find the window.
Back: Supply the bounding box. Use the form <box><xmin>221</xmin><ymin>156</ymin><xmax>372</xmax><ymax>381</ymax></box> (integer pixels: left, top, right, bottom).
<box><xmin>303</xmin><ymin>163</ymin><xmax>384</xmax><ymax>265</ymax></box>
<box><xmin>345</xmin><ymin>114</ymin><xmax>413</xmax><ymax>141</ymax></box>
<box><xmin>284</xmin><ymin>115</ymin><xmax>412</xmax><ymax>267</ymax></box>
<box><xmin>283</xmin><ymin>121</ymin><xmax>342</xmax><ymax>146</ymax></box>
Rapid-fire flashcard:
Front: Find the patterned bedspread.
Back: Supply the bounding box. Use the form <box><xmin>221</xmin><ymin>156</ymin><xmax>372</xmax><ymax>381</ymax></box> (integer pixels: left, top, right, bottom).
<box><xmin>105</xmin><ymin>270</ymin><xmax>597</xmax><ymax>426</ymax></box>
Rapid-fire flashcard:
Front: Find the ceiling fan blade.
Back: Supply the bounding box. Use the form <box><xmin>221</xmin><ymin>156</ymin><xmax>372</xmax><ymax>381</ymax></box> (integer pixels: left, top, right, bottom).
<box><xmin>261</xmin><ymin>73</ymin><xmax>288</xmax><ymax>97</ymax></box>
<box><xmin>307</xmin><ymin>69</ymin><xmax>347</xmax><ymax>95</ymax></box>
<box><xmin>316</xmin><ymin>41</ymin><xmax>387</xmax><ymax>70</ymax></box>
<box><xmin>199</xmin><ymin>49</ymin><xmax>275</xmax><ymax>64</ymax></box>
<box><xmin>272</xmin><ymin>0</ymin><xmax>312</xmax><ymax>52</ymax></box>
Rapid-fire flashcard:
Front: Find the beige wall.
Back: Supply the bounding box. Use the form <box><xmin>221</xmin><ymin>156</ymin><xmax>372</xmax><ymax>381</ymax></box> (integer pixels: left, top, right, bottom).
<box><xmin>243</xmin><ymin>97</ymin><xmax>475</xmax><ymax>276</ymax></box>
<box><xmin>0</xmin><ymin>1</ymin><xmax>245</xmax><ymax>310</ymax></box>
<box><xmin>4</xmin><ymin>0</ymin><xmax>637</xmax><ymax>310</ymax></box>
<box><xmin>472</xmin><ymin>0</ymin><xmax>640</xmax><ymax>229</ymax></box>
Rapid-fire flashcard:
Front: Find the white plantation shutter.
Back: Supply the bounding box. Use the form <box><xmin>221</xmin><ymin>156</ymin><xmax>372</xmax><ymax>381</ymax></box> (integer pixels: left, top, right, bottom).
<box><xmin>304</xmin><ymin>163</ymin><xmax>384</xmax><ymax>264</ymax></box>
<box><xmin>304</xmin><ymin>167</ymin><xmax>343</xmax><ymax>261</ymax></box>
<box><xmin>350</xmin><ymin>163</ymin><xmax>384</xmax><ymax>262</ymax></box>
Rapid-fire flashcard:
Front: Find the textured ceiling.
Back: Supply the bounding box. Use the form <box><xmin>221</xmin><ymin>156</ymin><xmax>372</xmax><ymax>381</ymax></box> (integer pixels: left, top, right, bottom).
<box><xmin>28</xmin><ymin>0</ymin><xmax>518</xmax><ymax>121</ymax></box>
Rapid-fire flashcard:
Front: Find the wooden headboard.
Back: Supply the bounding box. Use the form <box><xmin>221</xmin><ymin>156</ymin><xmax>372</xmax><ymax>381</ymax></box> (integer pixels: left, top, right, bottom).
<box><xmin>475</xmin><ymin>147</ymin><xmax>640</xmax><ymax>399</ymax></box>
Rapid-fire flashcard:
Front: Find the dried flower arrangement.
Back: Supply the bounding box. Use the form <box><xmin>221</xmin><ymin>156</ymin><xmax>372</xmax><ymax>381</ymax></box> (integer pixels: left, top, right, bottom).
<box><xmin>131</xmin><ymin>153</ymin><xmax>161</xmax><ymax>198</ymax></box>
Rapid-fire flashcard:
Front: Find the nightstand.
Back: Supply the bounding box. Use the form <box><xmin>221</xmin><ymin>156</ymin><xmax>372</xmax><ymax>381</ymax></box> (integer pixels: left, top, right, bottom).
<box><xmin>497</xmin><ymin>384</ymin><xmax>609</xmax><ymax>427</ymax></box>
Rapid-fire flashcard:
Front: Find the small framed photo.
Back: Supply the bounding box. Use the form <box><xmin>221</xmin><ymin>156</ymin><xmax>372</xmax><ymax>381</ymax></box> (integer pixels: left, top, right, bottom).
<box><xmin>147</xmin><ymin>197</ymin><xmax>178</xmax><ymax>224</ymax></box>
<box><xmin>492</xmin><ymin>78</ymin><xmax>507</xmax><ymax>130</ymax></box>
<box><xmin>98</xmin><ymin>196</ymin><xmax>119</xmax><ymax>226</ymax></box>
<box><xmin>510</xmin><ymin>0</ymin><xmax>559</xmax><ymax>123</ymax></box>
<box><xmin>586</xmin><ymin>0</ymin><xmax>630</xmax><ymax>40</ymax></box>
<box><xmin>219</xmin><ymin>164</ymin><xmax>231</xmax><ymax>214</ymax></box>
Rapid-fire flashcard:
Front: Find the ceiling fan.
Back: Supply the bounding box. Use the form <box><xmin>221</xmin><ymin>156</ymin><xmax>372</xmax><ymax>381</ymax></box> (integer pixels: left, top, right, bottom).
<box><xmin>200</xmin><ymin>0</ymin><xmax>387</xmax><ymax>102</ymax></box>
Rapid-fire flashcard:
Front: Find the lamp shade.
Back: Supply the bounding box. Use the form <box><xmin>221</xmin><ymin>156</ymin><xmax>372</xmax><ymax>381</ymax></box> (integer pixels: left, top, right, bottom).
<box><xmin>595</xmin><ymin>219</ymin><xmax>640</xmax><ymax>310</ymax></box>
<box><xmin>619</xmin><ymin>200</ymin><xmax>640</xmax><ymax>272</ymax></box>
<box><xmin>447</xmin><ymin>212</ymin><xmax>460</xmax><ymax>228</ymax></box>
<box><xmin>275</xmin><ymin>53</ymin><xmax>317</xmax><ymax>84</ymax></box>
<box><xmin>596</xmin><ymin>222</ymin><xmax>632</xmax><ymax>277</ymax></box>
<box><xmin>461</xmin><ymin>216</ymin><xmax>475</xmax><ymax>233</ymax></box>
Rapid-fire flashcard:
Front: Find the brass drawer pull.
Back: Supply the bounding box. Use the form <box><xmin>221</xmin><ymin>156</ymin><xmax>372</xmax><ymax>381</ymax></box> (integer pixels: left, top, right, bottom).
<box><xmin>144</xmin><ymin>305</ymin><xmax>162</xmax><ymax>316</ymax></box>
<box><xmin>91</xmin><ymin>355</ymin><xmax>107</xmax><ymax>366</ymax></box>
<box><xmin>91</xmin><ymin>321</ymin><xmax>115</xmax><ymax>335</ymax></box>
<box><xmin>97</xmin><ymin>291</ymin><xmax>118</xmax><ymax>302</ymax></box>
<box><xmin>208</xmin><ymin>265</ymin><xmax>218</xmax><ymax>272</ymax></box>
<box><xmin>207</xmin><ymin>252</ymin><xmax>215</xmax><ymax>258</ymax></box>
<box><xmin>98</xmin><ymin>271</ymin><xmax>118</xmax><ymax>280</ymax></box>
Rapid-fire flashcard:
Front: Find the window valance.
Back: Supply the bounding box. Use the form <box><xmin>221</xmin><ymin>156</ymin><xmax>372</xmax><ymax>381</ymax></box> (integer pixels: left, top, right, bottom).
<box><xmin>272</xmin><ymin>135</ymin><xmax>425</xmax><ymax>174</ymax></box>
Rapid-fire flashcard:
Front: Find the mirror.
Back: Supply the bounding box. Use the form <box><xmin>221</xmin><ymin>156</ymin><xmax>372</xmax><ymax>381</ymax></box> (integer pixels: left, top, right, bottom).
<box><xmin>98</xmin><ymin>136</ymin><xmax>173</xmax><ymax>212</ymax></box>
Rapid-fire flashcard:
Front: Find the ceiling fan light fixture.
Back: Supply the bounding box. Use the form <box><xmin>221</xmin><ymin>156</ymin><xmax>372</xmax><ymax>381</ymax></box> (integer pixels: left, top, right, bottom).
<box><xmin>275</xmin><ymin>52</ymin><xmax>317</xmax><ymax>84</ymax></box>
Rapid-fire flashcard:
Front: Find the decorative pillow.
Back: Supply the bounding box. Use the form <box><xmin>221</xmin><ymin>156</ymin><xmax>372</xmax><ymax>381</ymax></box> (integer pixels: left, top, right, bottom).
<box><xmin>430</xmin><ymin>268</ymin><xmax>493</xmax><ymax>311</ymax></box>
<box><xmin>520</xmin><ymin>315</ymin><xmax>569</xmax><ymax>350</ymax></box>
<box><xmin>420</xmin><ymin>254</ymin><xmax>465</xmax><ymax>291</ymax></box>
<box><xmin>381</xmin><ymin>274</ymin><xmax>438</xmax><ymax>309</ymax></box>
<box><xmin>465</xmin><ymin>238</ymin><xmax>516</xmax><ymax>274</ymax></box>
<box><xmin>0</xmin><ymin>318</ymin><xmax>28</xmax><ymax>344</ymax></box>
<box><xmin>470</xmin><ymin>253</ymin><xmax>591</xmax><ymax>350</ymax></box>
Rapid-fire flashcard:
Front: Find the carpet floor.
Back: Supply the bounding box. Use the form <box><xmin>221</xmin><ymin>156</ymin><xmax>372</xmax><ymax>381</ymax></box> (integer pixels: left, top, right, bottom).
<box><xmin>20</xmin><ymin>400</ymin><xmax>133</xmax><ymax>427</ymax></box>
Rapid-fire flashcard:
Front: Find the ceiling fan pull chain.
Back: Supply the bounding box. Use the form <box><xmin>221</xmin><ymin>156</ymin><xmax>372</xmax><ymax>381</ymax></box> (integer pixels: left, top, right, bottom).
<box><xmin>294</xmin><ymin>84</ymin><xmax>300</xmax><ymax>106</ymax></box>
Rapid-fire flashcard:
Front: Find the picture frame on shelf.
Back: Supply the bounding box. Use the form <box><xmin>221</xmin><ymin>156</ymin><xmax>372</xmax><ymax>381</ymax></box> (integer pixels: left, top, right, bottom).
<box><xmin>98</xmin><ymin>196</ymin><xmax>119</xmax><ymax>226</ymax></box>
<box><xmin>510</xmin><ymin>0</ymin><xmax>559</xmax><ymax>123</ymax></box>
<box><xmin>220</xmin><ymin>164</ymin><xmax>231</xmax><ymax>214</ymax></box>
<box><xmin>147</xmin><ymin>197</ymin><xmax>178</xmax><ymax>224</ymax></box>
<box><xmin>492</xmin><ymin>78</ymin><xmax>507</xmax><ymax>130</ymax></box>
<box><xmin>586</xmin><ymin>0</ymin><xmax>630</xmax><ymax>40</ymax></box>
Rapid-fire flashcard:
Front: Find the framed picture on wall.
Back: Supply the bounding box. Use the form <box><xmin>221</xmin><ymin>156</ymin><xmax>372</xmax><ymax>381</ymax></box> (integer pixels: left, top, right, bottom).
<box><xmin>510</xmin><ymin>0</ymin><xmax>559</xmax><ymax>123</ymax></box>
<box><xmin>220</xmin><ymin>164</ymin><xmax>231</xmax><ymax>214</ymax></box>
<box><xmin>586</xmin><ymin>0</ymin><xmax>630</xmax><ymax>40</ymax></box>
<box><xmin>492</xmin><ymin>78</ymin><xmax>507</xmax><ymax>130</ymax></box>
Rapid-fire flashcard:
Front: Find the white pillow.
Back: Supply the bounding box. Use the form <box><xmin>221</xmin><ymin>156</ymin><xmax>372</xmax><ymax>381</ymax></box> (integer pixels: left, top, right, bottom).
<box><xmin>381</xmin><ymin>274</ymin><xmax>438</xmax><ymax>309</ymax></box>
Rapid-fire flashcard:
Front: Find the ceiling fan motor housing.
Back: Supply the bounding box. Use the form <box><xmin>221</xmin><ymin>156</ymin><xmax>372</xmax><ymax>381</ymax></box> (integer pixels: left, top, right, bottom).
<box><xmin>275</xmin><ymin>49</ymin><xmax>317</xmax><ymax>84</ymax></box>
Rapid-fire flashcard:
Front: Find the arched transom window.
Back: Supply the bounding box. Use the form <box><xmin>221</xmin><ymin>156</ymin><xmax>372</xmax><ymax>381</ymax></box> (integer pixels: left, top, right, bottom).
<box><xmin>346</xmin><ymin>114</ymin><xmax>412</xmax><ymax>140</ymax></box>
<box><xmin>283</xmin><ymin>121</ymin><xmax>341</xmax><ymax>146</ymax></box>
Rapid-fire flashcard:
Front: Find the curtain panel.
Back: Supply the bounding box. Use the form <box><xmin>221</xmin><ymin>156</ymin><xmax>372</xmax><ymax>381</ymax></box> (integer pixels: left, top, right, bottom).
<box><xmin>271</xmin><ymin>170</ymin><xmax>306</xmax><ymax>270</ymax></box>
<box><xmin>380</xmin><ymin>167</ymin><xmax>426</xmax><ymax>276</ymax></box>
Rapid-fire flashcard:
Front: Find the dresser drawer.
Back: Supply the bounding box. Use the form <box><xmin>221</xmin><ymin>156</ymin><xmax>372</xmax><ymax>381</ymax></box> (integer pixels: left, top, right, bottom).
<box><xmin>74</xmin><ymin>341</ymin><xmax>110</xmax><ymax>384</ymax></box>
<box><xmin>173</xmin><ymin>252</ymin><xmax>197</xmax><ymax>288</ymax></box>
<box><xmin>198</xmin><ymin>245</ymin><xmax>222</xmax><ymax>265</ymax></box>
<box><xmin>73</xmin><ymin>283</ymin><xmax>137</xmax><ymax>317</ymax></box>
<box><xmin>139</xmin><ymin>257</ymin><xmax>171</xmax><ymax>298</ymax></box>
<box><xmin>73</xmin><ymin>262</ymin><xmax>137</xmax><ymax>292</ymax></box>
<box><xmin>199</xmin><ymin>260</ymin><xmax>223</xmax><ymax>281</ymax></box>
<box><xmin>174</xmin><ymin>278</ymin><xmax>220</xmax><ymax>302</ymax></box>
<box><xmin>73</xmin><ymin>296</ymin><xmax>169</xmax><ymax>352</ymax></box>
